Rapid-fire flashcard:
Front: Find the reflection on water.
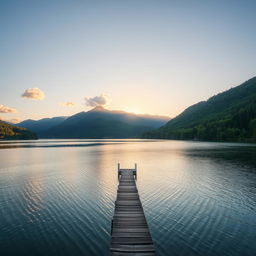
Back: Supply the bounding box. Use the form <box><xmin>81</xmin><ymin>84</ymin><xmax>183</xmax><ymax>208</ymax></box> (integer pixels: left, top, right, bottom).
<box><xmin>0</xmin><ymin>139</ymin><xmax>256</xmax><ymax>256</ymax></box>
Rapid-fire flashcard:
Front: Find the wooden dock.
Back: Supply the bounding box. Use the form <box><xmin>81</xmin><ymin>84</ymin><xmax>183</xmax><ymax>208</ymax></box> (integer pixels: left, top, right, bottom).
<box><xmin>110</xmin><ymin>164</ymin><xmax>155</xmax><ymax>255</ymax></box>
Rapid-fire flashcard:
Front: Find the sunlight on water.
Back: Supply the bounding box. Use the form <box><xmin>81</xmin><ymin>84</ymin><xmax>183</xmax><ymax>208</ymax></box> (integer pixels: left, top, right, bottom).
<box><xmin>0</xmin><ymin>139</ymin><xmax>256</xmax><ymax>255</ymax></box>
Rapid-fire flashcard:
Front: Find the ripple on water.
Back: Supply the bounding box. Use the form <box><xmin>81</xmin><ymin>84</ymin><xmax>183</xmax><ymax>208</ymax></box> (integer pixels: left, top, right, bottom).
<box><xmin>1</xmin><ymin>140</ymin><xmax>256</xmax><ymax>256</ymax></box>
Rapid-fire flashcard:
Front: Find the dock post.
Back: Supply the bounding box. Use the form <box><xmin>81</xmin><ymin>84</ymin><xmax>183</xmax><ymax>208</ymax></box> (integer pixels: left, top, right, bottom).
<box><xmin>118</xmin><ymin>163</ymin><xmax>120</xmax><ymax>179</ymax></box>
<box><xmin>134</xmin><ymin>163</ymin><xmax>137</xmax><ymax>180</ymax></box>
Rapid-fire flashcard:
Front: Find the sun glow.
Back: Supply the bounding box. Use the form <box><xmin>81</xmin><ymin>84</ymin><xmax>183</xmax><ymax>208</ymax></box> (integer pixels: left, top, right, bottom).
<box><xmin>125</xmin><ymin>108</ymin><xmax>142</xmax><ymax>114</ymax></box>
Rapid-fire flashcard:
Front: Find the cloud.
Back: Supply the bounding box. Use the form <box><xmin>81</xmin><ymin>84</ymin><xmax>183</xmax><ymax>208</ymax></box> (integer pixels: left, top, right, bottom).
<box><xmin>22</xmin><ymin>88</ymin><xmax>45</xmax><ymax>100</ymax></box>
<box><xmin>60</xmin><ymin>102</ymin><xmax>75</xmax><ymax>107</ymax></box>
<box><xmin>0</xmin><ymin>104</ymin><xmax>17</xmax><ymax>113</ymax></box>
<box><xmin>85</xmin><ymin>94</ymin><xmax>110</xmax><ymax>107</ymax></box>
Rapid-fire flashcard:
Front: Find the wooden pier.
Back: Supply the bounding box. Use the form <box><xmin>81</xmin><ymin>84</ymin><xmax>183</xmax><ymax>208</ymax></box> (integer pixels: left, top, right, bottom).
<box><xmin>110</xmin><ymin>164</ymin><xmax>155</xmax><ymax>255</ymax></box>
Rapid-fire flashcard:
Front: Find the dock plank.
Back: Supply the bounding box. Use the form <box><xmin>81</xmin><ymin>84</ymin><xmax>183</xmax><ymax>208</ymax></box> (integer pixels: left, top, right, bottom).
<box><xmin>110</xmin><ymin>167</ymin><xmax>155</xmax><ymax>255</ymax></box>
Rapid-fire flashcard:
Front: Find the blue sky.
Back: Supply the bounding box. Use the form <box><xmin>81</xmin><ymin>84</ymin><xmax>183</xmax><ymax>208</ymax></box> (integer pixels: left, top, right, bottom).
<box><xmin>1</xmin><ymin>0</ymin><xmax>256</xmax><ymax>121</ymax></box>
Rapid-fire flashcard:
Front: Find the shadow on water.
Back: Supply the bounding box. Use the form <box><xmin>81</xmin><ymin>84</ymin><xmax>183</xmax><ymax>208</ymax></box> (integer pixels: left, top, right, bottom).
<box><xmin>0</xmin><ymin>142</ymin><xmax>111</xmax><ymax>149</ymax></box>
<box><xmin>0</xmin><ymin>139</ymin><xmax>156</xmax><ymax>149</ymax></box>
<box><xmin>184</xmin><ymin>146</ymin><xmax>256</xmax><ymax>169</ymax></box>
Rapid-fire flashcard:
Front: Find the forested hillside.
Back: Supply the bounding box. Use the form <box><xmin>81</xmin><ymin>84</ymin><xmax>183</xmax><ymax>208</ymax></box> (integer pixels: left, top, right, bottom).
<box><xmin>143</xmin><ymin>77</ymin><xmax>256</xmax><ymax>142</ymax></box>
<box><xmin>0</xmin><ymin>120</ymin><xmax>38</xmax><ymax>140</ymax></box>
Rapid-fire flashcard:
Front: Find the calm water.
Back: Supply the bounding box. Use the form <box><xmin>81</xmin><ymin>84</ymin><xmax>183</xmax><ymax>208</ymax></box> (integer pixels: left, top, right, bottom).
<box><xmin>0</xmin><ymin>139</ymin><xmax>256</xmax><ymax>256</ymax></box>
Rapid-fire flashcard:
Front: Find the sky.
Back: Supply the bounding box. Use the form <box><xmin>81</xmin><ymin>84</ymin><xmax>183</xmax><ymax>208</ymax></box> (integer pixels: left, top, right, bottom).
<box><xmin>0</xmin><ymin>0</ymin><xmax>256</xmax><ymax>122</ymax></box>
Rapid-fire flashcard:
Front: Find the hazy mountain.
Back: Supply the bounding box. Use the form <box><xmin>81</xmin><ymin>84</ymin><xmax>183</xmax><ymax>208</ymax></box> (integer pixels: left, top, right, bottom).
<box><xmin>18</xmin><ymin>116</ymin><xmax>67</xmax><ymax>136</ymax></box>
<box><xmin>19</xmin><ymin>106</ymin><xmax>169</xmax><ymax>139</ymax></box>
<box><xmin>46</xmin><ymin>106</ymin><xmax>169</xmax><ymax>138</ymax></box>
<box><xmin>143</xmin><ymin>77</ymin><xmax>256</xmax><ymax>142</ymax></box>
<box><xmin>0</xmin><ymin>120</ymin><xmax>37</xmax><ymax>140</ymax></box>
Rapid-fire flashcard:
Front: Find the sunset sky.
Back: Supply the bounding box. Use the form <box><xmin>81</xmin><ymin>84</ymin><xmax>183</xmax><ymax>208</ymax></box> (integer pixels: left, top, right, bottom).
<box><xmin>1</xmin><ymin>0</ymin><xmax>256</xmax><ymax>122</ymax></box>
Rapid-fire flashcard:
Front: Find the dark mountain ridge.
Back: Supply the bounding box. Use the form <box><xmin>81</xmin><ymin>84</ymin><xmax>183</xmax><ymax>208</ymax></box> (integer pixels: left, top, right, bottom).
<box><xmin>18</xmin><ymin>116</ymin><xmax>67</xmax><ymax>137</ymax></box>
<box><xmin>18</xmin><ymin>107</ymin><xmax>169</xmax><ymax>139</ymax></box>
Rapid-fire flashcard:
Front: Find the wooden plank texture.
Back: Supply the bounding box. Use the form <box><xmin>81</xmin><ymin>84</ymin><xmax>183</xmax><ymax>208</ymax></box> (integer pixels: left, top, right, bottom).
<box><xmin>110</xmin><ymin>168</ymin><xmax>155</xmax><ymax>255</ymax></box>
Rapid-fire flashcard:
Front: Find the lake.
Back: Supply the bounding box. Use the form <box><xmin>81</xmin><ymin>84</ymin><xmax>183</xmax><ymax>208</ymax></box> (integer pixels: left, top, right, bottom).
<box><xmin>0</xmin><ymin>139</ymin><xmax>256</xmax><ymax>256</ymax></box>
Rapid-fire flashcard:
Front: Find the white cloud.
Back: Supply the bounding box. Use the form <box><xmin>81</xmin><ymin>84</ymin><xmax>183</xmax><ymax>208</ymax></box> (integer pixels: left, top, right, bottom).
<box><xmin>22</xmin><ymin>88</ymin><xmax>45</xmax><ymax>100</ymax></box>
<box><xmin>0</xmin><ymin>104</ymin><xmax>17</xmax><ymax>113</ymax></box>
<box><xmin>60</xmin><ymin>102</ymin><xmax>75</xmax><ymax>107</ymax></box>
<box><xmin>85</xmin><ymin>94</ymin><xmax>110</xmax><ymax>107</ymax></box>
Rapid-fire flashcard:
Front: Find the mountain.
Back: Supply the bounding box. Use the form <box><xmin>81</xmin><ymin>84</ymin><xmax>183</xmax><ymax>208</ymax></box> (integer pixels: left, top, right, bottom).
<box><xmin>18</xmin><ymin>107</ymin><xmax>169</xmax><ymax>139</ymax></box>
<box><xmin>18</xmin><ymin>116</ymin><xmax>67</xmax><ymax>137</ymax></box>
<box><xmin>143</xmin><ymin>77</ymin><xmax>256</xmax><ymax>142</ymax></box>
<box><xmin>0</xmin><ymin>120</ymin><xmax>37</xmax><ymax>140</ymax></box>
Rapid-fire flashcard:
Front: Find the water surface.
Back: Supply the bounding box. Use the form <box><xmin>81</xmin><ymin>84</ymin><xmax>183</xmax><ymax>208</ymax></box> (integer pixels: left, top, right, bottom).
<box><xmin>0</xmin><ymin>139</ymin><xmax>256</xmax><ymax>256</ymax></box>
